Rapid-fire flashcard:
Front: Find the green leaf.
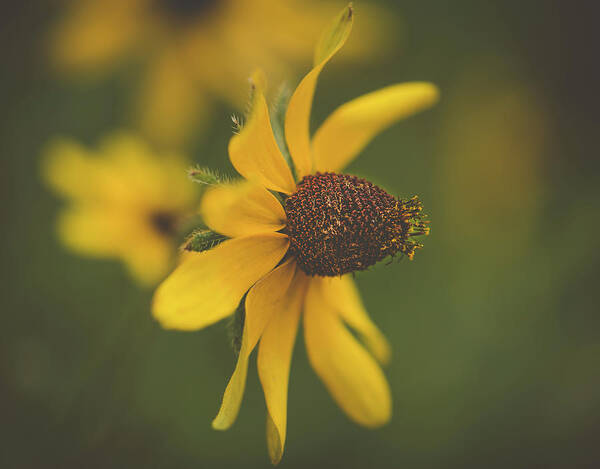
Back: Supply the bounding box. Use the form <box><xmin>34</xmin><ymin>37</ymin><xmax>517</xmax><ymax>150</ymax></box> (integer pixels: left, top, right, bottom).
<box><xmin>182</xmin><ymin>229</ymin><xmax>227</xmax><ymax>252</ymax></box>
<box><xmin>313</xmin><ymin>3</ymin><xmax>354</xmax><ymax>66</ymax></box>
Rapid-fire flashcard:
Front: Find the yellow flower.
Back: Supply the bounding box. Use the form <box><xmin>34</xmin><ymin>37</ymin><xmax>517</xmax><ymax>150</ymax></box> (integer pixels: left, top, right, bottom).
<box><xmin>50</xmin><ymin>0</ymin><xmax>395</xmax><ymax>147</ymax></box>
<box><xmin>153</xmin><ymin>5</ymin><xmax>438</xmax><ymax>464</ymax></box>
<box><xmin>43</xmin><ymin>133</ymin><xmax>198</xmax><ymax>285</ymax></box>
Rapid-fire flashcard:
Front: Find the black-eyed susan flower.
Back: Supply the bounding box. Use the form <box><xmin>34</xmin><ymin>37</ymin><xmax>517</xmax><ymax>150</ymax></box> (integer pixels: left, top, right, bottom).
<box><xmin>50</xmin><ymin>0</ymin><xmax>394</xmax><ymax>147</ymax></box>
<box><xmin>43</xmin><ymin>133</ymin><xmax>198</xmax><ymax>285</ymax></box>
<box><xmin>152</xmin><ymin>5</ymin><xmax>438</xmax><ymax>464</ymax></box>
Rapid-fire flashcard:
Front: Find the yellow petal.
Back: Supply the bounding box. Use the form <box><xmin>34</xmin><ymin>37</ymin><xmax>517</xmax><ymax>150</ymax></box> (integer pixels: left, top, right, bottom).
<box><xmin>97</xmin><ymin>133</ymin><xmax>197</xmax><ymax>207</ymax></box>
<box><xmin>284</xmin><ymin>4</ymin><xmax>354</xmax><ymax>179</ymax></box>
<box><xmin>136</xmin><ymin>50</ymin><xmax>207</xmax><ymax>148</ymax></box>
<box><xmin>50</xmin><ymin>0</ymin><xmax>144</xmax><ymax>73</ymax></box>
<box><xmin>313</xmin><ymin>3</ymin><xmax>355</xmax><ymax>66</ymax></box>
<box><xmin>152</xmin><ymin>233</ymin><xmax>289</xmax><ymax>330</ymax></box>
<box><xmin>56</xmin><ymin>205</ymin><xmax>132</xmax><ymax>257</ymax></box>
<box><xmin>313</xmin><ymin>82</ymin><xmax>440</xmax><ymax>171</ymax></box>
<box><xmin>304</xmin><ymin>278</ymin><xmax>391</xmax><ymax>427</ymax></box>
<box><xmin>57</xmin><ymin>203</ymin><xmax>173</xmax><ymax>286</ymax></box>
<box><xmin>122</xmin><ymin>234</ymin><xmax>174</xmax><ymax>287</ymax></box>
<box><xmin>200</xmin><ymin>181</ymin><xmax>286</xmax><ymax>238</ymax></box>
<box><xmin>229</xmin><ymin>71</ymin><xmax>296</xmax><ymax>194</ymax></box>
<box><xmin>212</xmin><ymin>259</ymin><xmax>297</xmax><ymax>431</ymax></box>
<box><xmin>44</xmin><ymin>133</ymin><xmax>197</xmax><ymax>207</ymax></box>
<box><xmin>257</xmin><ymin>270</ymin><xmax>307</xmax><ymax>464</ymax></box>
<box><xmin>266</xmin><ymin>414</ymin><xmax>283</xmax><ymax>466</ymax></box>
<box><xmin>42</xmin><ymin>139</ymin><xmax>97</xmax><ymax>200</ymax></box>
<box><xmin>317</xmin><ymin>276</ymin><xmax>391</xmax><ymax>364</ymax></box>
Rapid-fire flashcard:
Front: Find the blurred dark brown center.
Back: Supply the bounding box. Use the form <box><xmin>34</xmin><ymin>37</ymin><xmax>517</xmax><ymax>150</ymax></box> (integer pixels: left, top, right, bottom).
<box><xmin>149</xmin><ymin>211</ymin><xmax>178</xmax><ymax>237</ymax></box>
<box><xmin>284</xmin><ymin>172</ymin><xmax>429</xmax><ymax>277</ymax></box>
<box><xmin>155</xmin><ymin>0</ymin><xmax>220</xmax><ymax>19</ymax></box>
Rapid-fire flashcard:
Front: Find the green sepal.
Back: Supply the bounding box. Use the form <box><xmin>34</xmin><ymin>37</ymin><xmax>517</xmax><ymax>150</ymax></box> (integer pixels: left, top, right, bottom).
<box><xmin>270</xmin><ymin>83</ymin><xmax>296</xmax><ymax>179</ymax></box>
<box><xmin>226</xmin><ymin>297</ymin><xmax>246</xmax><ymax>357</ymax></box>
<box><xmin>182</xmin><ymin>229</ymin><xmax>227</xmax><ymax>253</ymax></box>
<box><xmin>187</xmin><ymin>166</ymin><xmax>226</xmax><ymax>186</ymax></box>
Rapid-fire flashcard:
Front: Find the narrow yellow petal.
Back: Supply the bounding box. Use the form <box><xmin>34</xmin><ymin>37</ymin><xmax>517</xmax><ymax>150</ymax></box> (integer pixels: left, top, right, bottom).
<box><xmin>212</xmin><ymin>259</ymin><xmax>297</xmax><ymax>431</ymax></box>
<box><xmin>266</xmin><ymin>413</ymin><xmax>283</xmax><ymax>466</ymax></box>
<box><xmin>200</xmin><ymin>181</ymin><xmax>286</xmax><ymax>238</ymax></box>
<box><xmin>304</xmin><ymin>278</ymin><xmax>392</xmax><ymax>427</ymax></box>
<box><xmin>152</xmin><ymin>233</ymin><xmax>289</xmax><ymax>330</ymax></box>
<box><xmin>317</xmin><ymin>276</ymin><xmax>391</xmax><ymax>364</ymax></box>
<box><xmin>258</xmin><ymin>270</ymin><xmax>307</xmax><ymax>464</ymax></box>
<box><xmin>313</xmin><ymin>3</ymin><xmax>355</xmax><ymax>66</ymax></box>
<box><xmin>313</xmin><ymin>82</ymin><xmax>439</xmax><ymax>171</ymax></box>
<box><xmin>229</xmin><ymin>71</ymin><xmax>296</xmax><ymax>194</ymax></box>
<box><xmin>284</xmin><ymin>4</ymin><xmax>354</xmax><ymax>179</ymax></box>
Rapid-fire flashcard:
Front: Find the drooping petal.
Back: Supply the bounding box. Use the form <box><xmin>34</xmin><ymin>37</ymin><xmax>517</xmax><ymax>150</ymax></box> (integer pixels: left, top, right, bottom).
<box><xmin>313</xmin><ymin>82</ymin><xmax>440</xmax><ymax>172</ymax></box>
<box><xmin>284</xmin><ymin>4</ymin><xmax>354</xmax><ymax>179</ymax></box>
<box><xmin>152</xmin><ymin>233</ymin><xmax>289</xmax><ymax>330</ymax></box>
<box><xmin>212</xmin><ymin>259</ymin><xmax>297</xmax><ymax>431</ymax></box>
<box><xmin>229</xmin><ymin>70</ymin><xmax>296</xmax><ymax>194</ymax></box>
<box><xmin>265</xmin><ymin>415</ymin><xmax>283</xmax><ymax>466</ymax></box>
<box><xmin>304</xmin><ymin>278</ymin><xmax>392</xmax><ymax>427</ymax></box>
<box><xmin>317</xmin><ymin>276</ymin><xmax>391</xmax><ymax>364</ymax></box>
<box><xmin>257</xmin><ymin>270</ymin><xmax>307</xmax><ymax>464</ymax></box>
<box><xmin>200</xmin><ymin>181</ymin><xmax>286</xmax><ymax>238</ymax></box>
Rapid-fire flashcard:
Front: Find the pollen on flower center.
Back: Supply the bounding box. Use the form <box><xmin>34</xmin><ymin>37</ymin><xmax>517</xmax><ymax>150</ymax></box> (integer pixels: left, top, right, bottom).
<box><xmin>284</xmin><ymin>172</ymin><xmax>430</xmax><ymax>277</ymax></box>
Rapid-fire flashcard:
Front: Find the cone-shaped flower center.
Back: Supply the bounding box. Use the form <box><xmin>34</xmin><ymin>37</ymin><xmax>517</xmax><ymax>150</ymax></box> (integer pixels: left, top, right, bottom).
<box><xmin>285</xmin><ymin>172</ymin><xmax>429</xmax><ymax>277</ymax></box>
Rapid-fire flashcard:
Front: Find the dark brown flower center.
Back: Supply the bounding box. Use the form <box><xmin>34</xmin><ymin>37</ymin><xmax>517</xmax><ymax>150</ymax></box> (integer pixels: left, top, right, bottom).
<box><xmin>284</xmin><ymin>172</ymin><xmax>429</xmax><ymax>277</ymax></box>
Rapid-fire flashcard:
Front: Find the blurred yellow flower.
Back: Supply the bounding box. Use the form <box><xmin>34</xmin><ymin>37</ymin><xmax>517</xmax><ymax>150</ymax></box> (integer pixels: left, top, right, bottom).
<box><xmin>50</xmin><ymin>0</ymin><xmax>394</xmax><ymax>148</ymax></box>
<box><xmin>43</xmin><ymin>133</ymin><xmax>198</xmax><ymax>286</ymax></box>
<box><xmin>152</xmin><ymin>6</ymin><xmax>438</xmax><ymax>464</ymax></box>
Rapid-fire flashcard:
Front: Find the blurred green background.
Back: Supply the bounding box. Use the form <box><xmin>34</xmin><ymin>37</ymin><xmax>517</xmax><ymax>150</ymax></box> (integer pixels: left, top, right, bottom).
<box><xmin>2</xmin><ymin>1</ymin><xmax>599</xmax><ymax>468</ymax></box>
